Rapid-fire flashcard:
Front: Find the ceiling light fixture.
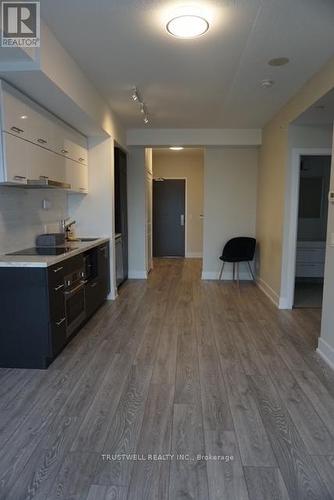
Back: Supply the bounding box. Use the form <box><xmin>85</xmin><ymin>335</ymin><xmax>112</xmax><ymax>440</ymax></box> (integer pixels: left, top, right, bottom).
<box><xmin>261</xmin><ymin>79</ymin><xmax>275</xmax><ymax>88</ymax></box>
<box><xmin>130</xmin><ymin>87</ymin><xmax>150</xmax><ymax>125</ymax></box>
<box><xmin>166</xmin><ymin>14</ymin><xmax>209</xmax><ymax>38</ymax></box>
<box><xmin>20</xmin><ymin>115</ymin><xmax>28</xmax><ymax>119</ymax></box>
<box><xmin>131</xmin><ymin>88</ymin><xmax>139</xmax><ymax>101</ymax></box>
<box><xmin>169</xmin><ymin>146</ymin><xmax>184</xmax><ymax>151</ymax></box>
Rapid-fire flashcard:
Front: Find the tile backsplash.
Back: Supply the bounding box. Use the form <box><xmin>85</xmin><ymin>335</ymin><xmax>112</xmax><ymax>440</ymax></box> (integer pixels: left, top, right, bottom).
<box><xmin>0</xmin><ymin>187</ymin><xmax>68</xmax><ymax>254</ymax></box>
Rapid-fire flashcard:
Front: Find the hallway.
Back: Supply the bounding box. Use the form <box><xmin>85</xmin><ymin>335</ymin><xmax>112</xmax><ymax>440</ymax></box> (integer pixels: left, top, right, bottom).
<box><xmin>0</xmin><ymin>259</ymin><xmax>334</xmax><ymax>499</ymax></box>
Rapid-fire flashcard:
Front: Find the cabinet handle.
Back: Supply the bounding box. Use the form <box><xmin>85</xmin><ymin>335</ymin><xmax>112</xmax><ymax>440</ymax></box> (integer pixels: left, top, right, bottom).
<box><xmin>56</xmin><ymin>317</ymin><xmax>66</xmax><ymax>327</ymax></box>
<box><xmin>11</xmin><ymin>126</ymin><xmax>24</xmax><ymax>133</ymax></box>
<box><xmin>54</xmin><ymin>283</ymin><xmax>64</xmax><ymax>291</ymax></box>
<box><xmin>13</xmin><ymin>175</ymin><xmax>26</xmax><ymax>180</ymax></box>
<box><xmin>37</xmin><ymin>138</ymin><xmax>47</xmax><ymax>144</ymax></box>
<box><xmin>78</xmin><ymin>157</ymin><xmax>85</xmax><ymax>162</ymax></box>
<box><xmin>90</xmin><ymin>282</ymin><xmax>98</xmax><ymax>288</ymax></box>
<box><xmin>53</xmin><ymin>266</ymin><xmax>64</xmax><ymax>273</ymax></box>
<box><xmin>61</xmin><ymin>149</ymin><xmax>69</xmax><ymax>154</ymax></box>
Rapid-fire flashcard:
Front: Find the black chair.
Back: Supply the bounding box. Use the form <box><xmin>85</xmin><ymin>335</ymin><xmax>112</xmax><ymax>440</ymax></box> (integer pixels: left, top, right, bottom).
<box><xmin>219</xmin><ymin>237</ymin><xmax>256</xmax><ymax>281</ymax></box>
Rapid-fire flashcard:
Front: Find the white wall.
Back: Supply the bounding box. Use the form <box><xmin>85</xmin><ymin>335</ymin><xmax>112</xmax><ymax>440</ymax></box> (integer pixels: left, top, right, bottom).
<box><xmin>0</xmin><ymin>187</ymin><xmax>67</xmax><ymax>254</ymax></box>
<box><xmin>153</xmin><ymin>148</ymin><xmax>204</xmax><ymax>257</ymax></box>
<box><xmin>127</xmin><ymin>147</ymin><xmax>147</xmax><ymax>279</ymax></box>
<box><xmin>318</xmin><ymin>126</ymin><xmax>334</xmax><ymax>369</ymax></box>
<box><xmin>68</xmin><ymin>137</ymin><xmax>116</xmax><ymax>298</ymax></box>
<box><xmin>202</xmin><ymin>147</ymin><xmax>258</xmax><ymax>279</ymax></box>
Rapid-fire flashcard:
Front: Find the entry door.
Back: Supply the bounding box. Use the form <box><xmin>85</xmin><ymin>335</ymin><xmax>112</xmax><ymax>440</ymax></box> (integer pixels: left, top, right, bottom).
<box><xmin>153</xmin><ymin>179</ymin><xmax>185</xmax><ymax>257</ymax></box>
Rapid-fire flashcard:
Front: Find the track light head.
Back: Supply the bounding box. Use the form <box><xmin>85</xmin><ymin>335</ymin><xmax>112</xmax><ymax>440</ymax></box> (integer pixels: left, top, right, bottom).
<box><xmin>131</xmin><ymin>88</ymin><xmax>138</xmax><ymax>101</ymax></box>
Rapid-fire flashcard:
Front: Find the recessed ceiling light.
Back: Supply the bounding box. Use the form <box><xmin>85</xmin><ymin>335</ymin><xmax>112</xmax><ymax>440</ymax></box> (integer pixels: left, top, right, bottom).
<box><xmin>261</xmin><ymin>79</ymin><xmax>275</xmax><ymax>88</ymax></box>
<box><xmin>20</xmin><ymin>115</ymin><xmax>28</xmax><ymax>119</ymax></box>
<box><xmin>169</xmin><ymin>146</ymin><xmax>184</xmax><ymax>151</ymax></box>
<box><xmin>268</xmin><ymin>57</ymin><xmax>290</xmax><ymax>67</ymax></box>
<box><xmin>166</xmin><ymin>15</ymin><xmax>209</xmax><ymax>38</ymax></box>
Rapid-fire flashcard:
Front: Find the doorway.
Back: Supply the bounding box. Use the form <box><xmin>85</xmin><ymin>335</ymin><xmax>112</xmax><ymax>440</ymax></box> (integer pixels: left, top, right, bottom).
<box><xmin>153</xmin><ymin>179</ymin><xmax>186</xmax><ymax>257</ymax></box>
<box><xmin>294</xmin><ymin>155</ymin><xmax>331</xmax><ymax>307</ymax></box>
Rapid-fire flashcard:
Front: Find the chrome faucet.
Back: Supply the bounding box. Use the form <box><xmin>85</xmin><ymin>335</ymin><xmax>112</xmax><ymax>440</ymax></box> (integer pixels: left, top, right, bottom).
<box><xmin>60</xmin><ymin>218</ymin><xmax>76</xmax><ymax>234</ymax></box>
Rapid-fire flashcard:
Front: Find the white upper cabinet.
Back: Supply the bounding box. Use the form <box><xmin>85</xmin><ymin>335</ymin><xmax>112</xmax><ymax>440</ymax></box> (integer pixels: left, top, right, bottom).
<box><xmin>0</xmin><ymin>80</ymin><xmax>88</xmax><ymax>192</ymax></box>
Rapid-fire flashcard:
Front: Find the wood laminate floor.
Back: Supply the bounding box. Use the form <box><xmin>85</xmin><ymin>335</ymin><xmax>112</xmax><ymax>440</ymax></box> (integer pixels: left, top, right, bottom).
<box><xmin>1</xmin><ymin>259</ymin><xmax>334</xmax><ymax>499</ymax></box>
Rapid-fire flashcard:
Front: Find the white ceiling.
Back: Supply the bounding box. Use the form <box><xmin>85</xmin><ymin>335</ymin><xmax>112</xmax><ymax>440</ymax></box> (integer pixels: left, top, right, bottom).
<box><xmin>40</xmin><ymin>0</ymin><xmax>334</xmax><ymax>129</ymax></box>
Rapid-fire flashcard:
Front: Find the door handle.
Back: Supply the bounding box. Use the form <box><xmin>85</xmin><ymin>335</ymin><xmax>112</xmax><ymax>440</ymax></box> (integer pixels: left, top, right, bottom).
<box><xmin>180</xmin><ymin>214</ymin><xmax>185</xmax><ymax>226</ymax></box>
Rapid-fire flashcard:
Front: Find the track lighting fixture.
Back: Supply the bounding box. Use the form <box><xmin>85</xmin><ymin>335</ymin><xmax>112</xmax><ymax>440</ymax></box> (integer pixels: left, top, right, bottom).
<box><xmin>131</xmin><ymin>88</ymin><xmax>139</xmax><ymax>101</ymax></box>
<box><xmin>130</xmin><ymin>87</ymin><xmax>149</xmax><ymax>125</ymax></box>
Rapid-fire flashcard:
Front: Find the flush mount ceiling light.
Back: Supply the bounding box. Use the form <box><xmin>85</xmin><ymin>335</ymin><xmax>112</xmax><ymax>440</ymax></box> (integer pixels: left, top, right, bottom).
<box><xmin>268</xmin><ymin>57</ymin><xmax>290</xmax><ymax>67</ymax></box>
<box><xmin>261</xmin><ymin>79</ymin><xmax>275</xmax><ymax>88</ymax></box>
<box><xmin>166</xmin><ymin>14</ymin><xmax>209</xmax><ymax>38</ymax></box>
<box><xmin>169</xmin><ymin>146</ymin><xmax>184</xmax><ymax>150</ymax></box>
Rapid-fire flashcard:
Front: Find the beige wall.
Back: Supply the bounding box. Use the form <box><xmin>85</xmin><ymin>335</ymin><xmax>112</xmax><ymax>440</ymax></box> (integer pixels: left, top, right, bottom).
<box><xmin>319</xmin><ymin>127</ymin><xmax>334</xmax><ymax>368</ymax></box>
<box><xmin>256</xmin><ymin>56</ymin><xmax>334</xmax><ymax>303</ymax></box>
<box><xmin>153</xmin><ymin>149</ymin><xmax>204</xmax><ymax>257</ymax></box>
<box><xmin>202</xmin><ymin>147</ymin><xmax>258</xmax><ymax>279</ymax></box>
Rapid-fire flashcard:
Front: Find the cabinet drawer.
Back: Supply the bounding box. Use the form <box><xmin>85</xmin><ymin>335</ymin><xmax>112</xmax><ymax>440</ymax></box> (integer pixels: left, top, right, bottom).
<box><xmin>296</xmin><ymin>247</ymin><xmax>325</xmax><ymax>263</ymax></box>
<box><xmin>295</xmin><ymin>262</ymin><xmax>325</xmax><ymax>278</ymax></box>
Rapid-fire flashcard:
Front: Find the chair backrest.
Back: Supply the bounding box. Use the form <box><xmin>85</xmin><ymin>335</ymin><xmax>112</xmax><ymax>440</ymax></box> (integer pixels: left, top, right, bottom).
<box><xmin>221</xmin><ymin>237</ymin><xmax>256</xmax><ymax>262</ymax></box>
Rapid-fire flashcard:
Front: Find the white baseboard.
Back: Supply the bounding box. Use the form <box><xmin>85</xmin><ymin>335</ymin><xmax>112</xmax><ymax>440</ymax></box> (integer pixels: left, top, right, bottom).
<box><xmin>107</xmin><ymin>287</ymin><xmax>118</xmax><ymax>300</ymax></box>
<box><xmin>317</xmin><ymin>338</ymin><xmax>334</xmax><ymax>371</ymax></box>
<box><xmin>278</xmin><ymin>297</ymin><xmax>291</xmax><ymax>310</ymax></box>
<box><xmin>256</xmin><ymin>278</ymin><xmax>280</xmax><ymax>307</ymax></box>
<box><xmin>186</xmin><ymin>252</ymin><xmax>203</xmax><ymax>258</ymax></box>
<box><xmin>201</xmin><ymin>271</ymin><xmax>253</xmax><ymax>281</ymax></box>
<box><xmin>128</xmin><ymin>270</ymin><xmax>147</xmax><ymax>279</ymax></box>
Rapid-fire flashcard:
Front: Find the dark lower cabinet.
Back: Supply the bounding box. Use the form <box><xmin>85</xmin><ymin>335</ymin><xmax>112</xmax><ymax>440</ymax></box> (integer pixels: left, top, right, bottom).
<box><xmin>0</xmin><ymin>242</ymin><xmax>110</xmax><ymax>369</ymax></box>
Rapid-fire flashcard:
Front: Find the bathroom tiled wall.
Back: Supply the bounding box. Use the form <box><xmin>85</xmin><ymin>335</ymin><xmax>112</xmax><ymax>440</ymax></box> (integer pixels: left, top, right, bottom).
<box><xmin>0</xmin><ymin>187</ymin><xmax>68</xmax><ymax>254</ymax></box>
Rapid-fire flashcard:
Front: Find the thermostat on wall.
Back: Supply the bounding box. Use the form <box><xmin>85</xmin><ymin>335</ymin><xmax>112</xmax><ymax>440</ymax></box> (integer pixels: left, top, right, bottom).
<box><xmin>329</xmin><ymin>192</ymin><xmax>334</xmax><ymax>203</ymax></box>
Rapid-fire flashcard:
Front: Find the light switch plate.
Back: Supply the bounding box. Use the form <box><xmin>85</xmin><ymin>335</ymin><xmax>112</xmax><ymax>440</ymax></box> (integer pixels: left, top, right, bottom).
<box><xmin>42</xmin><ymin>199</ymin><xmax>51</xmax><ymax>210</ymax></box>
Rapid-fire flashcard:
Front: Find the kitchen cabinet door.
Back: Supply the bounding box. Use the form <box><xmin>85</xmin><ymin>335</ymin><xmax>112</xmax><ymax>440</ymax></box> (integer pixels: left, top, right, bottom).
<box><xmin>3</xmin><ymin>131</ymin><xmax>66</xmax><ymax>184</ymax></box>
<box><xmin>97</xmin><ymin>243</ymin><xmax>110</xmax><ymax>299</ymax></box>
<box><xmin>2</xmin><ymin>132</ymin><xmax>28</xmax><ymax>183</ymax></box>
<box><xmin>63</xmin><ymin>128</ymin><xmax>88</xmax><ymax>165</ymax></box>
<box><xmin>26</xmin><ymin>137</ymin><xmax>66</xmax><ymax>182</ymax></box>
<box><xmin>66</xmin><ymin>159</ymin><xmax>88</xmax><ymax>193</ymax></box>
<box><xmin>2</xmin><ymin>87</ymin><xmax>55</xmax><ymax>151</ymax></box>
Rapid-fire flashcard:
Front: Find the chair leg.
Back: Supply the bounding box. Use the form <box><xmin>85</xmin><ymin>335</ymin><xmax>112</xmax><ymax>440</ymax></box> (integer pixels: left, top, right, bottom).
<box><xmin>237</xmin><ymin>262</ymin><xmax>240</xmax><ymax>285</ymax></box>
<box><xmin>247</xmin><ymin>262</ymin><xmax>255</xmax><ymax>281</ymax></box>
<box><xmin>232</xmin><ymin>263</ymin><xmax>235</xmax><ymax>281</ymax></box>
<box><xmin>219</xmin><ymin>262</ymin><xmax>225</xmax><ymax>280</ymax></box>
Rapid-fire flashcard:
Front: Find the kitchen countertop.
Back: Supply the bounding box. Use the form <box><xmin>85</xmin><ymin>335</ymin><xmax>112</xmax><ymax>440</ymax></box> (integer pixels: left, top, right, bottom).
<box><xmin>0</xmin><ymin>238</ymin><xmax>110</xmax><ymax>268</ymax></box>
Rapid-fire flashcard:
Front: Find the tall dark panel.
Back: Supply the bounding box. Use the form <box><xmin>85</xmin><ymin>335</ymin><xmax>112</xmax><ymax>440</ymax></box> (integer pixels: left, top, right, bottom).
<box><xmin>114</xmin><ymin>147</ymin><xmax>128</xmax><ymax>283</ymax></box>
